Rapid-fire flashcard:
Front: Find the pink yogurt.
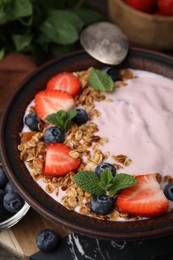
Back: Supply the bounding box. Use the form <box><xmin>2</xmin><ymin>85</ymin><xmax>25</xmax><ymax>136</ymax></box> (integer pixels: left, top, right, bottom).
<box><xmin>93</xmin><ymin>70</ymin><xmax>173</xmax><ymax>177</ymax></box>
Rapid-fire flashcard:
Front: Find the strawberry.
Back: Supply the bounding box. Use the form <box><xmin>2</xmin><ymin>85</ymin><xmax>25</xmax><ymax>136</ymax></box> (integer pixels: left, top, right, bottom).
<box><xmin>47</xmin><ymin>72</ymin><xmax>81</xmax><ymax>97</ymax></box>
<box><xmin>157</xmin><ymin>0</ymin><xmax>173</xmax><ymax>16</ymax></box>
<box><xmin>44</xmin><ymin>143</ymin><xmax>81</xmax><ymax>176</ymax></box>
<box><xmin>116</xmin><ymin>174</ymin><xmax>169</xmax><ymax>217</ymax></box>
<box><xmin>125</xmin><ymin>0</ymin><xmax>157</xmax><ymax>13</ymax></box>
<box><xmin>34</xmin><ymin>89</ymin><xmax>75</xmax><ymax>121</ymax></box>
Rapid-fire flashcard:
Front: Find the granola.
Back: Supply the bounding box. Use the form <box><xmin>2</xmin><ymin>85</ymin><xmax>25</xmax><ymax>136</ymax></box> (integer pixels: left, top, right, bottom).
<box><xmin>18</xmin><ymin>67</ymin><xmax>173</xmax><ymax>220</ymax></box>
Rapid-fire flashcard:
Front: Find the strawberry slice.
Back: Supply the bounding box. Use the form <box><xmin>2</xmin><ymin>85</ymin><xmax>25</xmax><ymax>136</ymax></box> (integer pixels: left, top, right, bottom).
<box><xmin>44</xmin><ymin>143</ymin><xmax>81</xmax><ymax>176</ymax></box>
<box><xmin>35</xmin><ymin>89</ymin><xmax>75</xmax><ymax>121</ymax></box>
<box><xmin>47</xmin><ymin>72</ymin><xmax>81</xmax><ymax>96</ymax></box>
<box><xmin>116</xmin><ymin>174</ymin><xmax>169</xmax><ymax>217</ymax></box>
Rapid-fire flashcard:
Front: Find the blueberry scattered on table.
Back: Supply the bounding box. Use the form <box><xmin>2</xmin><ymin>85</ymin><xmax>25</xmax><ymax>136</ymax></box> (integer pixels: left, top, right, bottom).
<box><xmin>164</xmin><ymin>182</ymin><xmax>173</xmax><ymax>201</ymax></box>
<box><xmin>72</xmin><ymin>108</ymin><xmax>88</xmax><ymax>126</ymax></box>
<box><xmin>43</xmin><ymin>126</ymin><xmax>65</xmax><ymax>144</ymax></box>
<box><xmin>95</xmin><ymin>162</ymin><xmax>117</xmax><ymax>177</ymax></box>
<box><xmin>24</xmin><ymin>112</ymin><xmax>41</xmax><ymax>131</ymax></box>
<box><xmin>90</xmin><ymin>195</ymin><xmax>114</xmax><ymax>215</ymax></box>
<box><xmin>36</xmin><ymin>229</ymin><xmax>60</xmax><ymax>252</ymax></box>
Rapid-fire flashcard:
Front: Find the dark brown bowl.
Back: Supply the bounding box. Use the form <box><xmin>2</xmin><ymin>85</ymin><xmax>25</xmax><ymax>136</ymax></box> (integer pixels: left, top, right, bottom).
<box><xmin>1</xmin><ymin>48</ymin><xmax>173</xmax><ymax>241</ymax></box>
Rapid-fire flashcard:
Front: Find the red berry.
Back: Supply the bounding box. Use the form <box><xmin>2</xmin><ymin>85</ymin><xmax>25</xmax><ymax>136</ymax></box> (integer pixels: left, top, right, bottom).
<box><xmin>125</xmin><ymin>0</ymin><xmax>157</xmax><ymax>13</ymax></box>
<box><xmin>117</xmin><ymin>174</ymin><xmax>169</xmax><ymax>217</ymax></box>
<box><xmin>34</xmin><ymin>89</ymin><xmax>75</xmax><ymax>121</ymax></box>
<box><xmin>44</xmin><ymin>143</ymin><xmax>81</xmax><ymax>176</ymax></box>
<box><xmin>47</xmin><ymin>72</ymin><xmax>81</xmax><ymax>97</ymax></box>
<box><xmin>157</xmin><ymin>0</ymin><xmax>173</xmax><ymax>16</ymax></box>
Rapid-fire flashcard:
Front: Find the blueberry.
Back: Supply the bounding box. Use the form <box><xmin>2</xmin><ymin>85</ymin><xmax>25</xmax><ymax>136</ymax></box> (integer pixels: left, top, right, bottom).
<box><xmin>102</xmin><ymin>65</ymin><xmax>119</xmax><ymax>81</ymax></box>
<box><xmin>72</xmin><ymin>109</ymin><xmax>88</xmax><ymax>126</ymax></box>
<box><xmin>43</xmin><ymin>126</ymin><xmax>65</xmax><ymax>144</ymax></box>
<box><xmin>95</xmin><ymin>162</ymin><xmax>116</xmax><ymax>177</ymax></box>
<box><xmin>24</xmin><ymin>113</ymin><xmax>41</xmax><ymax>131</ymax></box>
<box><xmin>3</xmin><ymin>192</ymin><xmax>24</xmax><ymax>214</ymax></box>
<box><xmin>164</xmin><ymin>182</ymin><xmax>173</xmax><ymax>201</ymax></box>
<box><xmin>36</xmin><ymin>229</ymin><xmax>60</xmax><ymax>252</ymax></box>
<box><xmin>0</xmin><ymin>204</ymin><xmax>8</xmax><ymax>222</ymax></box>
<box><xmin>4</xmin><ymin>181</ymin><xmax>17</xmax><ymax>194</ymax></box>
<box><xmin>0</xmin><ymin>168</ymin><xmax>8</xmax><ymax>189</ymax></box>
<box><xmin>0</xmin><ymin>189</ymin><xmax>4</xmax><ymax>204</ymax></box>
<box><xmin>90</xmin><ymin>195</ymin><xmax>114</xmax><ymax>215</ymax></box>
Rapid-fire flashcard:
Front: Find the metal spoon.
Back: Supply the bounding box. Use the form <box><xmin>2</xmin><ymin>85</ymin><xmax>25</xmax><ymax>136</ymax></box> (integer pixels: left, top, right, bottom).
<box><xmin>80</xmin><ymin>22</ymin><xmax>129</xmax><ymax>65</ymax></box>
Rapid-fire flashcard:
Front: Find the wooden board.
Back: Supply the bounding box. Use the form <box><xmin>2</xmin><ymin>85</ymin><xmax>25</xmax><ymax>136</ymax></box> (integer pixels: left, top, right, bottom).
<box><xmin>0</xmin><ymin>208</ymin><xmax>70</xmax><ymax>258</ymax></box>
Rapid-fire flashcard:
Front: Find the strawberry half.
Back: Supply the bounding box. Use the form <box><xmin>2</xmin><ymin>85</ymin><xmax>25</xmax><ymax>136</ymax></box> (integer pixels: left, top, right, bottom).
<box><xmin>35</xmin><ymin>89</ymin><xmax>75</xmax><ymax>121</ymax></box>
<box><xmin>44</xmin><ymin>143</ymin><xmax>81</xmax><ymax>176</ymax></box>
<box><xmin>47</xmin><ymin>72</ymin><xmax>81</xmax><ymax>96</ymax></box>
<box><xmin>116</xmin><ymin>174</ymin><xmax>169</xmax><ymax>217</ymax></box>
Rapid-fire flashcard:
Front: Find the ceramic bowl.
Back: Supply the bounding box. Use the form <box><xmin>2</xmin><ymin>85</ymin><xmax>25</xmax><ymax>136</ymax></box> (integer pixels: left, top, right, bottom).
<box><xmin>1</xmin><ymin>48</ymin><xmax>173</xmax><ymax>240</ymax></box>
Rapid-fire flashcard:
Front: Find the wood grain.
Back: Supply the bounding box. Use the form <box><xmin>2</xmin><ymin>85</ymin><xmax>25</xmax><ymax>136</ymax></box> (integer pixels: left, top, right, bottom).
<box><xmin>0</xmin><ymin>208</ymin><xmax>70</xmax><ymax>258</ymax></box>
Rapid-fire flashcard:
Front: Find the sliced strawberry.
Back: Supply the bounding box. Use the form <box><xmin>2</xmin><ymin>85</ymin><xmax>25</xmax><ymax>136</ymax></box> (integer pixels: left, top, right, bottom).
<box><xmin>34</xmin><ymin>89</ymin><xmax>75</xmax><ymax>121</ymax></box>
<box><xmin>47</xmin><ymin>72</ymin><xmax>81</xmax><ymax>96</ymax></box>
<box><xmin>116</xmin><ymin>174</ymin><xmax>169</xmax><ymax>217</ymax></box>
<box><xmin>44</xmin><ymin>143</ymin><xmax>81</xmax><ymax>176</ymax></box>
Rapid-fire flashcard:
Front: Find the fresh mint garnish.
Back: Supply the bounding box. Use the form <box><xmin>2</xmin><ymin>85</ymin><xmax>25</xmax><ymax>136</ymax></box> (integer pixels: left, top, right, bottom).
<box><xmin>88</xmin><ymin>68</ymin><xmax>115</xmax><ymax>92</ymax></box>
<box><xmin>108</xmin><ymin>173</ymin><xmax>138</xmax><ymax>195</ymax></box>
<box><xmin>45</xmin><ymin>109</ymin><xmax>77</xmax><ymax>132</ymax></box>
<box><xmin>73</xmin><ymin>169</ymin><xmax>138</xmax><ymax>196</ymax></box>
<box><xmin>73</xmin><ymin>171</ymin><xmax>104</xmax><ymax>195</ymax></box>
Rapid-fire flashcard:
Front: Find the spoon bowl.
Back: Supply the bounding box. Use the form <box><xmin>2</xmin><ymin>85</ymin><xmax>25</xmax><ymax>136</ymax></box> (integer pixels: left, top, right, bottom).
<box><xmin>80</xmin><ymin>22</ymin><xmax>129</xmax><ymax>65</ymax></box>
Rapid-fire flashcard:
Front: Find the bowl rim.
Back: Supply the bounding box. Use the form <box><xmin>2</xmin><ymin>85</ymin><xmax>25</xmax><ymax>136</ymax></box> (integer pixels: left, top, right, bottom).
<box><xmin>1</xmin><ymin>48</ymin><xmax>173</xmax><ymax>240</ymax></box>
<box><xmin>0</xmin><ymin>202</ymin><xmax>30</xmax><ymax>231</ymax></box>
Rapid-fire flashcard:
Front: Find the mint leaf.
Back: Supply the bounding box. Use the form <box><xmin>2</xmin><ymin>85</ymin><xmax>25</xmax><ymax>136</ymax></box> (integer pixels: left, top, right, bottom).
<box><xmin>48</xmin><ymin>10</ymin><xmax>84</xmax><ymax>33</ymax></box>
<box><xmin>45</xmin><ymin>109</ymin><xmax>77</xmax><ymax>131</ymax></box>
<box><xmin>0</xmin><ymin>48</ymin><xmax>5</xmax><ymax>60</ymax></box>
<box><xmin>98</xmin><ymin>169</ymin><xmax>114</xmax><ymax>191</ymax></box>
<box><xmin>40</xmin><ymin>16</ymin><xmax>78</xmax><ymax>45</ymax></box>
<box><xmin>14</xmin><ymin>0</ymin><xmax>33</xmax><ymax>19</ymax></box>
<box><xmin>88</xmin><ymin>68</ymin><xmax>115</xmax><ymax>92</ymax></box>
<box><xmin>73</xmin><ymin>171</ymin><xmax>105</xmax><ymax>195</ymax></box>
<box><xmin>12</xmin><ymin>34</ymin><xmax>32</xmax><ymax>52</ymax></box>
<box><xmin>108</xmin><ymin>173</ymin><xmax>138</xmax><ymax>195</ymax></box>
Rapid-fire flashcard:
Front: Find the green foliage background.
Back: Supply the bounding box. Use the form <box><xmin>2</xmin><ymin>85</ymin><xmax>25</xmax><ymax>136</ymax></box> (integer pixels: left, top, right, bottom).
<box><xmin>0</xmin><ymin>0</ymin><xmax>104</xmax><ymax>63</ymax></box>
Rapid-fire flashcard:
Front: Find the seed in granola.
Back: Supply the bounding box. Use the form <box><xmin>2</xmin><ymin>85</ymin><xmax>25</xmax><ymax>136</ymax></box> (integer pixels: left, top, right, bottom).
<box><xmin>69</xmin><ymin>150</ymin><xmax>80</xmax><ymax>159</ymax></box>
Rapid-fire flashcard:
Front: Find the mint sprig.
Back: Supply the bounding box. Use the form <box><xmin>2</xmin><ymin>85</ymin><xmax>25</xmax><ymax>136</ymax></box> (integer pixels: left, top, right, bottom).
<box><xmin>88</xmin><ymin>68</ymin><xmax>115</xmax><ymax>92</ymax></box>
<box><xmin>45</xmin><ymin>109</ymin><xmax>77</xmax><ymax>132</ymax></box>
<box><xmin>73</xmin><ymin>171</ymin><xmax>104</xmax><ymax>196</ymax></box>
<box><xmin>73</xmin><ymin>169</ymin><xmax>138</xmax><ymax>196</ymax></box>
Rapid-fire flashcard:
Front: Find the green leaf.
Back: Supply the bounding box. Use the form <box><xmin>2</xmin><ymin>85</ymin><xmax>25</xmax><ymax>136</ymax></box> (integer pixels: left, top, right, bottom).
<box><xmin>75</xmin><ymin>7</ymin><xmax>104</xmax><ymax>25</ymax></box>
<box><xmin>73</xmin><ymin>171</ymin><xmax>105</xmax><ymax>195</ymax></box>
<box><xmin>39</xmin><ymin>16</ymin><xmax>78</xmax><ymax>45</ymax></box>
<box><xmin>98</xmin><ymin>169</ymin><xmax>114</xmax><ymax>191</ymax></box>
<box><xmin>108</xmin><ymin>173</ymin><xmax>138</xmax><ymax>195</ymax></box>
<box><xmin>88</xmin><ymin>68</ymin><xmax>115</xmax><ymax>92</ymax></box>
<box><xmin>0</xmin><ymin>1</ymin><xmax>14</xmax><ymax>25</ymax></box>
<box><xmin>14</xmin><ymin>0</ymin><xmax>33</xmax><ymax>19</ymax></box>
<box><xmin>12</xmin><ymin>33</ymin><xmax>32</xmax><ymax>52</ymax></box>
<box><xmin>48</xmin><ymin>10</ymin><xmax>84</xmax><ymax>32</ymax></box>
<box><xmin>45</xmin><ymin>109</ymin><xmax>77</xmax><ymax>132</ymax></box>
<box><xmin>0</xmin><ymin>48</ymin><xmax>5</xmax><ymax>60</ymax></box>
